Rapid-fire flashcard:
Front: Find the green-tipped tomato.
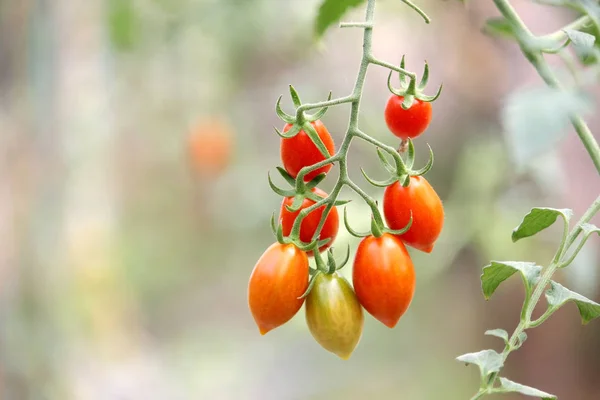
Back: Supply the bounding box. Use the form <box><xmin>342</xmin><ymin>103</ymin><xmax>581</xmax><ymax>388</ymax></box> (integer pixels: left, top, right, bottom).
<box><xmin>305</xmin><ymin>273</ymin><xmax>364</xmax><ymax>359</ymax></box>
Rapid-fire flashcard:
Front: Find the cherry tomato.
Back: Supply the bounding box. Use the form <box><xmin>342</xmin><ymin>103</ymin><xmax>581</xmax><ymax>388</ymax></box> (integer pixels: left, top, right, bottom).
<box><xmin>384</xmin><ymin>95</ymin><xmax>432</xmax><ymax>139</ymax></box>
<box><xmin>280</xmin><ymin>188</ymin><xmax>339</xmax><ymax>255</ymax></box>
<box><xmin>187</xmin><ymin>119</ymin><xmax>233</xmax><ymax>177</ymax></box>
<box><xmin>280</xmin><ymin>120</ymin><xmax>335</xmax><ymax>181</ymax></box>
<box><xmin>305</xmin><ymin>272</ymin><xmax>364</xmax><ymax>359</ymax></box>
<box><xmin>383</xmin><ymin>175</ymin><xmax>444</xmax><ymax>253</ymax></box>
<box><xmin>248</xmin><ymin>243</ymin><xmax>309</xmax><ymax>335</ymax></box>
<box><xmin>352</xmin><ymin>233</ymin><xmax>416</xmax><ymax>328</ymax></box>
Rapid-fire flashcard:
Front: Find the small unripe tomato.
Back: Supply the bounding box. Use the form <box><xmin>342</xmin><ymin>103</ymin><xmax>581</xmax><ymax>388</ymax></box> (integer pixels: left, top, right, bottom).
<box><xmin>353</xmin><ymin>233</ymin><xmax>415</xmax><ymax>328</ymax></box>
<box><xmin>384</xmin><ymin>95</ymin><xmax>432</xmax><ymax>139</ymax></box>
<box><xmin>280</xmin><ymin>188</ymin><xmax>339</xmax><ymax>256</ymax></box>
<box><xmin>305</xmin><ymin>273</ymin><xmax>364</xmax><ymax>359</ymax></box>
<box><xmin>248</xmin><ymin>243</ymin><xmax>309</xmax><ymax>335</ymax></box>
<box><xmin>280</xmin><ymin>120</ymin><xmax>335</xmax><ymax>181</ymax></box>
<box><xmin>383</xmin><ymin>175</ymin><xmax>444</xmax><ymax>253</ymax></box>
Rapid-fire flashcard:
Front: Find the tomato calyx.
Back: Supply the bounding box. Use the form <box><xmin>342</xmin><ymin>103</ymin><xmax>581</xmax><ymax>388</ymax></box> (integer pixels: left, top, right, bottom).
<box><xmin>387</xmin><ymin>55</ymin><xmax>443</xmax><ymax>109</ymax></box>
<box><xmin>343</xmin><ymin>207</ymin><xmax>413</xmax><ymax>239</ymax></box>
<box><xmin>274</xmin><ymin>85</ymin><xmax>333</xmax><ymax>160</ymax></box>
<box><xmin>299</xmin><ymin>245</ymin><xmax>351</xmax><ymax>299</ymax></box>
<box><xmin>361</xmin><ymin>139</ymin><xmax>434</xmax><ymax>191</ymax></box>
<box><xmin>268</xmin><ymin>167</ymin><xmax>347</xmax><ymax>251</ymax></box>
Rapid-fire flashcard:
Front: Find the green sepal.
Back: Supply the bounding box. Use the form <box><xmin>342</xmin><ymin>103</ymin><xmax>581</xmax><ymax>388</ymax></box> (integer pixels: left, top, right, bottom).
<box><xmin>274</xmin><ymin>124</ymin><xmax>301</xmax><ymax>139</ymax></box>
<box><xmin>360</xmin><ymin>167</ymin><xmax>397</xmax><ymax>188</ymax></box>
<box><xmin>289</xmin><ymin>84</ymin><xmax>302</xmax><ymax>108</ymax></box>
<box><xmin>376</xmin><ymin>148</ymin><xmax>397</xmax><ymax>174</ymax></box>
<box><xmin>285</xmin><ymin>195</ymin><xmax>306</xmax><ymax>213</ymax></box>
<box><xmin>276</xmin><ymin>167</ymin><xmax>297</xmax><ymax>187</ymax></box>
<box><xmin>275</xmin><ymin>95</ymin><xmax>296</xmax><ymax>124</ymax></box>
<box><xmin>326</xmin><ymin>248</ymin><xmax>337</xmax><ymax>274</ymax></box>
<box><xmin>299</xmin><ymin>270</ymin><xmax>322</xmax><ymax>299</ymax></box>
<box><xmin>303</xmin><ymin>121</ymin><xmax>331</xmax><ymax>159</ymax></box>
<box><xmin>343</xmin><ymin>207</ymin><xmax>370</xmax><ymax>238</ymax></box>
<box><xmin>410</xmin><ymin>143</ymin><xmax>434</xmax><ymax>176</ymax></box>
<box><xmin>385</xmin><ymin>213</ymin><xmax>413</xmax><ymax>235</ymax></box>
<box><xmin>306</xmin><ymin>91</ymin><xmax>332</xmax><ymax>122</ymax></box>
<box><xmin>335</xmin><ymin>245</ymin><xmax>351</xmax><ymax>271</ymax></box>
<box><xmin>305</xmin><ymin>173</ymin><xmax>327</xmax><ymax>189</ymax></box>
<box><xmin>268</xmin><ymin>171</ymin><xmax>295</xmax><ymax>197</ymax></box>
<box><xmin>405</xmin><ymin>139</ymin><xmax>416</xmax><ymax>169</ymax></box>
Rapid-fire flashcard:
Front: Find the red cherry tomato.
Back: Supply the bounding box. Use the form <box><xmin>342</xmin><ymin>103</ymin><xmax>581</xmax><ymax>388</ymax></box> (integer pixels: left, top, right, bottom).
<box><xmin>352</xmin><ymin>233</ymin><xmax>416</xmax><ymax>328</ymax></box>
<box><xmin>383</xmin><ymin>175</ymin><xmax>444</xmax><ymax>253</ymax></box>
<box><xmin>248</xmin><ymin>243</ymin><xmax>309</xmax><ymax>335</ymax></box>
<box><xmin>280</xmin><ymin>120</ymin><xmax>335</xmax><ymax>181</ymax></box>
<box><xmin>384</xmin><ymin>95</ymin><xmax>432</xmax><ymax>139</ymax></box>
<box><xmin>280</xmin><ymin>188</ymin><xmax>339</xmax><ymax>255</ymax></box>
<box><xmin>305</xmin><ymin>273</ymin><xmax>364</xmax><ymax>359</ymax></box>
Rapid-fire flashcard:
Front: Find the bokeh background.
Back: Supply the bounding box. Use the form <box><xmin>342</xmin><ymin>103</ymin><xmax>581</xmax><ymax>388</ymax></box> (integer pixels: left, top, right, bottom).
<box><xmin>1</xmin><ymin>0</ymin><xmax>599</xmax><ymax>399</ymax></box>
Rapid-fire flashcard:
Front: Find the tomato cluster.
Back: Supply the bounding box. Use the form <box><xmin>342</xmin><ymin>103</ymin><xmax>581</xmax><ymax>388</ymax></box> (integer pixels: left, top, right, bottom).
<box><xmin>248</xmin><ymin>89</ymin><xmax>443</xmax><ymax>359</ymax></box>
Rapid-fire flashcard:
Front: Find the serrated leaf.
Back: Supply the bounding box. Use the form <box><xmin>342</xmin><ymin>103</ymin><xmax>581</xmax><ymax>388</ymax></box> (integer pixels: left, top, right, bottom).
<box><xmin>512</xmin><ymin>207</ymin><xmax>572</xmax><ymax>242</ymax></box>
<box><xmin>481</xmin><ymin>261</ymin><xmax>542</xmax><ymax>299</ymax></box>
<box><xmin>498</xmin><ymin>377</ymin><xmax>556</xmax><ymax>399</ymax></box>
<box><xmin>502</xmin><ymin>87</ymin><xmax>593</xmax><ymax>170</ymax></box>
<box><xmin>483</xmin><ymin>17</ymin><xmax>515</xmax><ymax>38</ymax></box>
<box><xmin>546</xmin><ymin>281</ymin><xmax>600</xmax><ymax>325</ymax></box>
<box><xmin>456</xmin><ymin>349</ymin><xmax>504</xmax><ymax>378</ymax></box>
<box><xmin>485</xmin><ymin>329</ymin><xmax>509</xmax><ymax>343</ymax></box>
<box><xmin>315</xmin><ymin>0</ymin><xmax>366</xmax><ymax>39</ymax></box>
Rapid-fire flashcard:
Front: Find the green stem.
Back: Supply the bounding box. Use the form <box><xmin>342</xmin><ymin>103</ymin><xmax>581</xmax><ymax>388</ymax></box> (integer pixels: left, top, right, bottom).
<box><xmin>540</xmin><ymin>15</ymin><xmax>591</xmax><ymax>42</ymax></box>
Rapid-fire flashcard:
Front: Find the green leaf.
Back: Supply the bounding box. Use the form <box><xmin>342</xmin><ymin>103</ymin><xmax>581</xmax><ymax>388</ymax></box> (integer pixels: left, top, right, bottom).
<box><xmin>481</xmin><ymin>261</ymin><xmax>542</xmax><ymax>300</ymax></box>
<box><xmin>564</xmin><ymin>29</ymin><xmax>596</xmax><ymax>55</ymax></box>
<box><xmin>546</xmin><ymin>281</ymin><xmax>600</xmax><ymax>325</ymax></box>
<box><xmin>512</xmin><ymin>207</ymin><xmax>572</xmax><ymax>242</ymax></box>
<box><xmin>497</xmin><ymin>377</ymin><xmax>556</xmax><ymax>399</ymax></box>
<box><xmin>483</xmin><ymin>17</ymin><xmax>516</xmax><ymax>38</ymax></box>
<box><xmin>315</xmin><ymin>0</ymin><xmax>366</xmax><ymax>39</ymax></box>
<box><xmin>502</xmin><ymin>87</ymin><xmax>593</xmax><ymax>170</ymax></box>
<box><xmin>456</xmin><ymin>349</ymin><xmax>504</xmax><ymax>378</ymax></box>
<box><xmin>484</xmin><ymin>329</ymin><xmax>509</xmax><ymax>344</ymax></box>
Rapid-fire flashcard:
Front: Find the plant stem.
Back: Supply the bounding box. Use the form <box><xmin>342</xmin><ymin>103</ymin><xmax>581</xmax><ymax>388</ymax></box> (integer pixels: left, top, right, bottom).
<box><xmin>290</xmin><ymin>0</ymin><xmax>427</xmax><ymax>243</ymax></box>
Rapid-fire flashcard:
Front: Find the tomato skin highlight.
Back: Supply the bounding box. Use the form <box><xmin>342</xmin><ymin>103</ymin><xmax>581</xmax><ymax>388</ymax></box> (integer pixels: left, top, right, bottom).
<box><xmin>352</xmin><ymin>234</ymin><xmax>416</xmax><ymax>328</ymax></box>
<box><xmin>305</xmin><ymin>273</ymin><xmax>364</xmax><ymax>359</ymax></box>
<box><xmin>280</xmin><ymin>188</ymin><xmax>339</xmax><ymax>255</ymax></box>
<box><xmin>383</xmin><ymin>175</ymin><xmax>444</xmax><ymax>253</ymax></box>
<box><xmin>384</xmin><ymin>95</ymin><xmax>432</xmax><ymax>139</ymax></box>
<box><xmin>280</xmin><ymin>120</ymin><xmax>335</xmax><ymax>181</ymax></box>
<box><xmin>248</xmin><ymin>243</ymin><xmax>309</xmax><ymax>335</ymax></box>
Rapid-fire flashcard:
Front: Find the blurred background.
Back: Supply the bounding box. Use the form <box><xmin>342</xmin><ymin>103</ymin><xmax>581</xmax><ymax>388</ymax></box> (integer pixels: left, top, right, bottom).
<box><xmin>1</xmin><ymin>0</ymin><xmax>599</xmax><ymax>399</ymax></box>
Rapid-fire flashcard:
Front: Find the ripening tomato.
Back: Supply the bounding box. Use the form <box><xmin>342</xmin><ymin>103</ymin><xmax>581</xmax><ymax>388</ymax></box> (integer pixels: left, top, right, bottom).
<box><xmin>248</xmin><ymin>243</ymin><xmax>309</xmax><ymax>335</ymax></box>
<box><xmin>305</xmin><ymin>273</ymin><xmax>364</xmax><ymax>359</ymax></box>
<box><xmin>384</xmin><ymin>95</ymin><xmax>432</xmax><ymax>139</ymax></box>
<box><xmin>187</xmin><ymin>119</ymin><xmax>233</xmax><ymax>177</ymax></box>
<box><xmin>383</xmin><ymin>175</ymin><xmax>444</xmax><ymax>253</ymax></box>
<box><xmin>280</xmin><ymin>120</ymin><xmax>335</xmax><ymax>181</ymax></box>
<box><xmin>352</xmin><ymin>233</ymin><xmax>416</xmax><ymax>328</ymax></box>
<box><xmin>280</xmin><ymin>188</ymin><xmax>339</xmax><ymax>255</ymax></box>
